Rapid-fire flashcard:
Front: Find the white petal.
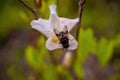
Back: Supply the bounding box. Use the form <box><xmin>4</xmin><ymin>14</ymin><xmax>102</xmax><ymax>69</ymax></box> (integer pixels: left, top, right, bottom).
<box><xmin>68</xmin><ymin>34</ymin><xmax>78</xmax><ymax>50</ymax></box>
<box><xmin>49</xmin><ymin>5</ymin><xmax>63</xmax><ymax>31</ymax></box>
<box><xmin>49</xmin><ymin>4</ymin><xmax>56</xmax><ymax>14</ymax></box>
<box><xmin>46</xmin><ymin>37</ymin><xmax>62</xmax><ymax>50</ymax></box>
<box><xmin>59</xmin><ymin>18</ymin><xmax>79</xmax><ymax>32</ymax></box>
<box><xmin>31</xmin><ymin>18</ymin><xmax>54</xmax><ymax>38</ymax></box>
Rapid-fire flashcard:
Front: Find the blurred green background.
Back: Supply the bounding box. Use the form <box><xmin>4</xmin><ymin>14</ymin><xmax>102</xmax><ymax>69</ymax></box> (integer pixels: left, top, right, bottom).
<box><xmin>0</xmin><ymin>0</ymin><xmax>120</xmax><ymax>80</ymax></box>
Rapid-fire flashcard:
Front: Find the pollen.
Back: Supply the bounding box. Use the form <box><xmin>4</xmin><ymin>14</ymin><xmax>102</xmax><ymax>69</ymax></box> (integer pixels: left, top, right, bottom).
<box><xmin>51</xmin><ymin>35</ymin><xmax>59</xmax><ymax>43</ymax></box>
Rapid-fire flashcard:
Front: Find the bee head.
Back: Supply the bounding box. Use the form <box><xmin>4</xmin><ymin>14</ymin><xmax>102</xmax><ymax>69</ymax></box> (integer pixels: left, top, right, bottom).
<box><xmin>54</xmin><ymin>25</ymin><xmax>68</xmax><ymax>38</ymax></box>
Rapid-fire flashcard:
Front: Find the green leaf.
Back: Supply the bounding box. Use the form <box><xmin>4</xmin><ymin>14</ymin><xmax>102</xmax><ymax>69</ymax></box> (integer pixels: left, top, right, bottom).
<box><xmin>7</xmin><ymin>66</ymin><xmax>25</xmax><ymax>80</ymax></box>
<box><xmin>56</xmin><ymin>65</ymin><xmax>73</xmax><ymax>80</ymax></box>
<box><xmin>77</xmin><ymin>28</ymin><xmax>96</xmax><ymax>63</ymax></box>
<box><xmin>75</xmin><ymin>28</ymin><xmax>96</xmax><ymax>79</ymax></box>
<box><xmin>25</xmin><ymin>46</ymin><xmax>41</xmax><ymax>70</ymax></box>
<box><xmin>25</xmin><ymin>36</ymin><xmax>47</xmax><ymax>71</ymax></box>
<box><xmin>43</xmin><ymin>64</ymin><xmax>58</xmax><ymax>80</ymax></box>
<box><xmin>96</xmin><ymin>38</ymin><xmax>114</xmax><ymax>67</ymax></box>
<box><xmin>74</xmin><ymin>60</ymin><xmax>84</xmax><ymax>79</ymax></box>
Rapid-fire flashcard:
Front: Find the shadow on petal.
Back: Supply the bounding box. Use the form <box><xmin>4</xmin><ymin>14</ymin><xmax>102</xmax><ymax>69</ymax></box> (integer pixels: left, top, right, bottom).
<box><xmin>68</xmin><ymin>34</ymin><xmax>78</xmax><ymax>50</ymax></box>
<box><xmin>46</xmin><ymin>37</ymin><xmax>62</xmax><ymax>50</ymax></box>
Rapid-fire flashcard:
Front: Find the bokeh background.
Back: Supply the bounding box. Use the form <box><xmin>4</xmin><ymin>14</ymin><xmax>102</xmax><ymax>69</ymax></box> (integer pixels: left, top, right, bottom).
<box><xmin>0</xmin><ymin>0</ymin><xmax>120</xmax><ymax>80</ymax></box>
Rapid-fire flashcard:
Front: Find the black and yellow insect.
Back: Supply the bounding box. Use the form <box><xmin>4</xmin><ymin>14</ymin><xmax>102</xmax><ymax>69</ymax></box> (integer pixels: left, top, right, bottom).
<box><xmin>54</xmin><ymin>26</ymin><xmax>69</xmax><ymax>48</ymax></box>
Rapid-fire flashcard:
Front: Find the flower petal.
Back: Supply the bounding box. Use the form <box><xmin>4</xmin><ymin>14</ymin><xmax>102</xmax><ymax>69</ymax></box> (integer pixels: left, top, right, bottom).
<box><xmin>31</xmin><ymin>18</ymin><xmax>54</xmax><ymax>38</ymax></box>
<box><xmin>49</xmin><ymin>4</ymin><xmax>56</xmax><ymax>14</ymax></box>
<box><xmin>46</xmin><ymin>37</ymin><xmax>62</xmax><ymax>50</ymax></box>
<box><xmin>59</xmin><ymin>18</ymin><xmax>79</xmax><ymax>32</ymax></box>
<box><xmin>68</xmin><ymin>34</ymin><xmax>78</xmax><ymax>50</ymax></box>
<box><xmin>49</xmin><ymin>5</ymin><xmax>63</xmax><ymax>31</ymax></box>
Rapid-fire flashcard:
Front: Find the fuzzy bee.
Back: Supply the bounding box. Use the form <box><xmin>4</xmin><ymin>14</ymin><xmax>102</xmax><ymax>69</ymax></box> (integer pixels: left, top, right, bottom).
<box><xmin>54</xmin><ymin>26</ymin><xmax>69</xmax><ymax>48</ymax></box>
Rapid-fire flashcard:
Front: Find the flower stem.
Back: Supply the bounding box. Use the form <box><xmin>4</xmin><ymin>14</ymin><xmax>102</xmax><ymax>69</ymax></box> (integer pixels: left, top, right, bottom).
<box><xmin>58</xmin><ymin>48</ymin><xmax>67</xmax><ymax>64</ymax></box>
<box><xmin>68</xmin><ymin>66</ymin><xmax>79</xmax><ymax>80</ymax></box>
<box><xmin>19</xmin><ymin>0</ymin><xmax>39</xmax><ymax>20</ymax></box>
<box><xmin>76</xmin><ymin>0</ymin><xmax>86</xmax><ymax>40</ymax></box>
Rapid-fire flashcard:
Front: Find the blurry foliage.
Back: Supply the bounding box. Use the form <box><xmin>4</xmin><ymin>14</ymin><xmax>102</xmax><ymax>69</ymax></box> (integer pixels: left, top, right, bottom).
<box><xmin>7</xmin><ymin>66</ymin><xmax>25</xmax><ymax>80</ymax></box>
<box><xmin>24</xmin><ymin>28</ymin><xmax>120</xmax><ymax>80</ymax></box>
<box><xmin>77</xmin><ymin>28</ymin><xmax>96</xmax><ymax>63</ymax></box>
<box><xmin>0</xmin><ymin>0</ymin><xmax>120</xmax><ymax>80</ymax></box>
<box><xmin>96</xmin><ymin>38</ymin><xmax>114</xmax><ymax>67</ymax></box>
<box><xmin>25</xmin><ymin>36</ymin><xmax>47</xmax><ymax>71</ymax></box>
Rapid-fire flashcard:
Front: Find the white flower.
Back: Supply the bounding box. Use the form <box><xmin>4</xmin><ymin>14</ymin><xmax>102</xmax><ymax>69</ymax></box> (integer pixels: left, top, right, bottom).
<box><xmin>31</xmin><ymin>4</ymin><xmax>78</xmax><ymax>50</ymax></box>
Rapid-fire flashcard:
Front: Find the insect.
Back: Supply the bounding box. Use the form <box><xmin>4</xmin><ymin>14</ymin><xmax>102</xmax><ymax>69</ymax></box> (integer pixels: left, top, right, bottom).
<box><xmin>54</xmin><ymin>26</ymin><xmax>69</xmax><ymax>48</ymax></box>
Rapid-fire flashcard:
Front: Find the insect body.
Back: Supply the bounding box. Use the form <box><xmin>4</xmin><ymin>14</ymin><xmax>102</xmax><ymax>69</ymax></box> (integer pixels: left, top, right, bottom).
<box><xmin>54</xmin><ymin>26</ymin><xmax>69</xmax><ymax>48</ymax></box>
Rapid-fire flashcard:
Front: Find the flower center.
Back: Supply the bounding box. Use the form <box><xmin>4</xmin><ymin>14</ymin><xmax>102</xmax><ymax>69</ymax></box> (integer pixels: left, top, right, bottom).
<box><xmin>51</xmin><ymin>35</ymin><xmax>59</xmax><ymax>43</ymax></box>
